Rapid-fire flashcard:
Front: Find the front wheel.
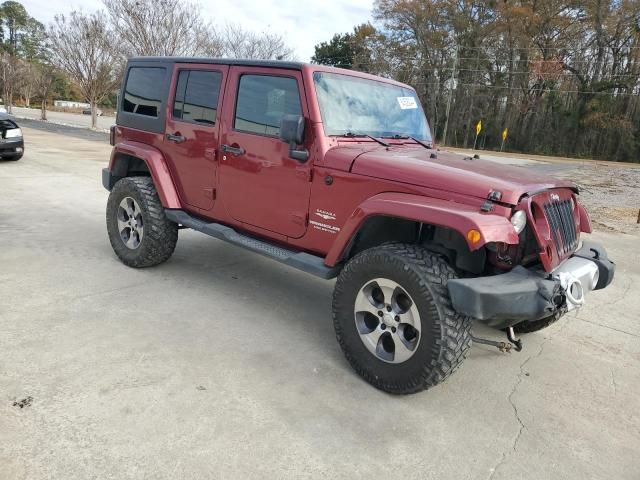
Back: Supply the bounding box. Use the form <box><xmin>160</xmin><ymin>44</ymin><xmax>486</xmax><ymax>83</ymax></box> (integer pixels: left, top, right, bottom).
<box><xmin>332</xmin><ymin>243</ymin><xmax>472</xmax><ymax>394</ymax></box>
<box><xmin>106</xmin><ymin>176</ymin><xmax>178</xmax><ymax>268</ymax></box>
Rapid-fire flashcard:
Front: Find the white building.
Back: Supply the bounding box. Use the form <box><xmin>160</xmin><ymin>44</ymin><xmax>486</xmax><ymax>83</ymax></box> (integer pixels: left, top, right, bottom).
<box><xmin>54</xmin><ymin>100</ymin><xmax>90</xmax><ymax>109</ymax></box>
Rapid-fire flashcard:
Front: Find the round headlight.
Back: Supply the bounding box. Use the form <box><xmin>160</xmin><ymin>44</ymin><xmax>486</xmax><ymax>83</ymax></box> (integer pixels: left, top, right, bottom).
<box><xmin>511</xmin><ymin>210</ymin><xmax>527</xmax><ymax>234</ymax></box>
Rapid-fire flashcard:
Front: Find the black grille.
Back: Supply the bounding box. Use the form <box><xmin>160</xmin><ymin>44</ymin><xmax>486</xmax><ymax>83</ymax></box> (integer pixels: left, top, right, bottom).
<box><xmin>544</xmin><ymin>199</ymin><xmax>578</xmax><ymax>257</ymax></box>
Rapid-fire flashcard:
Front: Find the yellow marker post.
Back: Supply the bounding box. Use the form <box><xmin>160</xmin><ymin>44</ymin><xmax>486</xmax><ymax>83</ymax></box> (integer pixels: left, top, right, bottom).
<box><xmin>500</xmin><ymin>127</ymin><xmax>508</xmax><ymax>152</ymax></box>
<box><xmin>473</xmin><ymin>120</ymin><xmax>482</xmax><ymax>150</ymax></box>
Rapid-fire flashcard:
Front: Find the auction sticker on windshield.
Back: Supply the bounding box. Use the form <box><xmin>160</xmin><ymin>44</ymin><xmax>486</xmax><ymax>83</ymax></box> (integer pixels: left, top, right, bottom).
<box><xmin>397</xmin><ymin>97</ymin><xmax>418</xmax><ymax>109</ymax></box>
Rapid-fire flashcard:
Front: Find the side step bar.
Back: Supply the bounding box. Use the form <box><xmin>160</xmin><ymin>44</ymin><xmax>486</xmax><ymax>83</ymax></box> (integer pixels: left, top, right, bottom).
<box><xmin>165</xmin><ymin>209</ymin><xmax>340</xmax><ymax>280</ymax></box>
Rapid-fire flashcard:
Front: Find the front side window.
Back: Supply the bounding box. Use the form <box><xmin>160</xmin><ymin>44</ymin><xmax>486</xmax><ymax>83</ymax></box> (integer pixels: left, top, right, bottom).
<box><xmin>123</xmin><ymin>67</ymin><xmax>166</xmax><ymax>117</ymax></box>
<box><xmin>234</xmin><ymin>75</ymin><xmax>302</xmax><ymax>136</ymax></box>
<box><xmin>173</xmin><ymin>70</ymin><xmax>222</xmax><ymax>125</ymax></box>
<box><xmin>313</xmin><ymin>72</ymin><xmax>431</xmax><ymax>141</ymax></box>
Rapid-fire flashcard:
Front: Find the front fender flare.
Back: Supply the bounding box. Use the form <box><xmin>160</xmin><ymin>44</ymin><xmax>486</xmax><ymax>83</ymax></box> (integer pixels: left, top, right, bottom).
<box><xmin>109</xmin><ymin>141</ymin><xmax>181</xmax><ymax>209</ymax></box>
<box><xmin>325</xmin><ymin>192</ymin><xmax>519</xmax><ymax>266</ymax></box>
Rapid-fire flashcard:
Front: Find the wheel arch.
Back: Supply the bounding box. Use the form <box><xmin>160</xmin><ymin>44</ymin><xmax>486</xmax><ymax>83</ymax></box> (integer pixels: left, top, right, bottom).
<box><xmin>325</xmin><ymin>192</ymin><xmax>519</xmax><ymax>269</ymax></box>
<box><xmin>107</xmin><ymin>141</ymin><xmax>181</xmax><ymax>209</ymax></box>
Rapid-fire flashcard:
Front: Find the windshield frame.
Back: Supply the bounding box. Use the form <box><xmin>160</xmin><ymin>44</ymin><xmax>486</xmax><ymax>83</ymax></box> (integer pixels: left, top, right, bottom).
<box><xmin>310</xmin><ymin>70</ymin><xmax>432</xmax><ymax>142</ymax></box>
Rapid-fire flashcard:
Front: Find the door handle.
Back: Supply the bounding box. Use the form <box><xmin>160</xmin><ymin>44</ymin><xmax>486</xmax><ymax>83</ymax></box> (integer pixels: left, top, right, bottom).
<box><xmin>166</xmin><ymin>133</ymin><xmax>186</xmax><ymax>143</ymax></box>
<box><xmin>221</xmin><ymin>144</ymin><xmax>246</xmax><ymax>156</ymax></box>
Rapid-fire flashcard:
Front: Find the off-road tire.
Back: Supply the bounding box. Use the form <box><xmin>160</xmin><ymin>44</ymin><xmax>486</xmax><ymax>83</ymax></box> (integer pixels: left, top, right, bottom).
<box><xmin>106</xmin><ymin>176</ymin><xmax>178</xmax><ymax>268</ymax></box>
<box><xmin>332</xmin><ymin>243</ymin><xmax>472</xmax><ymax>394</ymax></box>
<box><xmin>512</xmin><ymin>311</ymin><xmax>564</xmax><ymax>334</ymax></box>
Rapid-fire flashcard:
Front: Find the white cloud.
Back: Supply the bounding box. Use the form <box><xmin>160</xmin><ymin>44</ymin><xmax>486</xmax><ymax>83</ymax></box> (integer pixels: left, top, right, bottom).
<box><xmin>23</xmin><ymin>0</ymin><xmax>374</xmax><ymax>61</ymax></box>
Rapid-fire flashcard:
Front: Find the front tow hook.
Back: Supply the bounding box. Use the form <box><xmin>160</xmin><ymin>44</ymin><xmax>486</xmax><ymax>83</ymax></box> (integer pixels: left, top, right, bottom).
<box><xmin>506</xmin><ymin>327</ymin><xmax>523</xmax><ymax>352</ymax></box>
<box><xmin>471</xmin><ymin>327</ymin><xmax>523</xmax><ymax>353</ymax></box>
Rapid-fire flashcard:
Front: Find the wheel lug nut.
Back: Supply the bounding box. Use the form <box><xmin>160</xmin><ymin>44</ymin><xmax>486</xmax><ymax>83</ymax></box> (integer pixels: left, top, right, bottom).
<box><xmin>380</xmin><ymin>324</ymin><xmax>386</xmax><ymax>330</ymax></box>
<box><xmin>391</xmin><ymin>327</ymin><xmax>397</xmax><ymax>333</ymax></box>
<box><xmin>395</xmin><ymin>315</ymin><xmax>400</xmax><ymax>322</ymax></box>
<box><xmin>386</xmin><ymin>306</ymin><xmax>392</xmax><ymax>312</ymax></box>
<box><xmin>377</xmin><ymin>311</ymin><xmax>383</xmax><ymax>317</ymax></box>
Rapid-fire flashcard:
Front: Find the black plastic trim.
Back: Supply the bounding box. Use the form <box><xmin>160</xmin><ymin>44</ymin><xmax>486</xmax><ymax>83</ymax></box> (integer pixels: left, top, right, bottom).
<box><xmin>447</xmin><ymin>241</ymin><xmax>614</xmax><ymax>328</ymax></box>
<box><xmin>448</xmin><ymin>266</ymin><xmax>561</xmax><ymax>328</ymax></box>
<box><xmin>102</xmin><ymin>168</ymin><xmax>119</xmax><ymax>191</ymax></box>
<box><xmin>573</xmin><ymin>241</ymin><xmax>615</xmax><ymax>290</ymax></box>
<box><xmin>165</xmin><ymin>209</ymin><xmax>339</xmax><ymax>279</ymax></box>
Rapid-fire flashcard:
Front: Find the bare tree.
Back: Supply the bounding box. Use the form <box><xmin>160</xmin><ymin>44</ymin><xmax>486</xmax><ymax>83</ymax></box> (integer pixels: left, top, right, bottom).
<box><xmin>217</xmin><ymin>24</ymin><xmax>295</xmax><ymax>60</ymax></box>
<box><xmin>102</xmin><ymin>0</ymin><xmax>294</xmax><ymax>61</ymax></box>
<box><xmin>48</xmin><ymin>11</ymin><xmax>119</xmax><ymax>128</ymax></box>
<box><xmin>0</xmin><ymin>53</ymin><xmax>22</xmax><ymax>112</ymax></box>
<box><xmin>19</xmin><ymin>61</ymin><xmax>36</xmax><ymax>107</ymax></box>
<box><xmin>34</xmin><ymin>63</ymin><xmax>56</xmax><ymax>120</ymax></box>
<box><xmin>102</xmin><ymin>0</ymin><xmax>219</xmax><ymax>57</ymax></box>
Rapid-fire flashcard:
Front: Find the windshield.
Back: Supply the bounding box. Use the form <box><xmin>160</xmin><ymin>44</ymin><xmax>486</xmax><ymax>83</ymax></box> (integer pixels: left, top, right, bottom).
<box><xmin>313</xmin><ymin>71</ymin><xmax>432</xmax><ymax>141</ymax></box>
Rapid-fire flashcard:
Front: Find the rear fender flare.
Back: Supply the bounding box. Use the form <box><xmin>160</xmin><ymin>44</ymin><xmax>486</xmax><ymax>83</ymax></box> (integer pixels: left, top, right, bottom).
<box><xmin>325</xmin><ymin>192</ymin><xmax>519</xmax><ymax>266</ymax></box>
<box><xmin>109</xmin><ymin>141</ymin><xmax>181</xmax><ymax>209</ymax></box>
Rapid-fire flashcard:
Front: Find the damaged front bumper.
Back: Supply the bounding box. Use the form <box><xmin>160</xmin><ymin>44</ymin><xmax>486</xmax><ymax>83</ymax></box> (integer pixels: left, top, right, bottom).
<box><xmin>447</xmin><ymin>241</ymin><xmax>615</xmax><ymax>329</ymax></box>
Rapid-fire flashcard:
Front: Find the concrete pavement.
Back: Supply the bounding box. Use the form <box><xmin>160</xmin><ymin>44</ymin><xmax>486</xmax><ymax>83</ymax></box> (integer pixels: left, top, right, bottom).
<box><xmin>1</xmin><ymin>127</ymin><xmax>638</xmax><ymax>479</ymax></box>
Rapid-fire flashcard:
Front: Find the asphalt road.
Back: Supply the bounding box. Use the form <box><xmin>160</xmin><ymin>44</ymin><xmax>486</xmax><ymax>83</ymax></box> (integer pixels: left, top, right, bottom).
<box><xmin>1</xmin><ymin>127</ymin><xmax>639</xmax><ymax>479</ymax></box>
<box><xmin>11</xmin><ymin>106</ymin><xmax>115</xmax><ymax>131</ymax></box>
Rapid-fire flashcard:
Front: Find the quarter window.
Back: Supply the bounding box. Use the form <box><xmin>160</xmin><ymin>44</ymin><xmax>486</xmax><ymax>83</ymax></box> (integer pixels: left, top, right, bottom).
<box><xmin>173</xmin><ymin>70</ymin><xmax>222</xmax><ymax>125</ymax></box>
<box><xmin>123</xmin><ymin>67</ymin><xmax>166</xmax><ymax>117</ymax></box>
<box><xmin>234</xmin><ymin>75</ymin><xmax>302</xmax><ymax>136</ymax></box>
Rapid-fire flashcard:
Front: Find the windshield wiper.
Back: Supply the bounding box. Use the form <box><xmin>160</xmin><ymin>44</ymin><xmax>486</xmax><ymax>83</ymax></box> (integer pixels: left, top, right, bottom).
<box><xmin>382</xmin><ymin>134</ymin><xmax>432</xmax><ymax>149</ymax></box>
<box><xmin>334</xmin><ymin>132</ymin><xmax>390</xmax><ymax>147</ymax></box>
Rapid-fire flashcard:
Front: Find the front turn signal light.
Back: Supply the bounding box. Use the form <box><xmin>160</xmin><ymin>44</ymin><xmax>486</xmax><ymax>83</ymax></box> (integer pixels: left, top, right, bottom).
<box><xmin>467</xmin><ymin>229</ymin><xmax>481</xmax><ymax>244</ymax></box>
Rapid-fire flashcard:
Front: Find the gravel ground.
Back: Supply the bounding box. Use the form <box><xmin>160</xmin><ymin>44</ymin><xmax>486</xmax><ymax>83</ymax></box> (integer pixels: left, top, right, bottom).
<box><xmin>550</xmin><ymin>163</ymin><xmax>640</xmax><ymax>235</ymax></box>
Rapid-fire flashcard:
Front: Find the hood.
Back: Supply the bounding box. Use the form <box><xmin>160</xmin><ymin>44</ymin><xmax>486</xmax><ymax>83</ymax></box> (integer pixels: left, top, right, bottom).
<box><xmin>345</xmin><ymin>147</ymin><xmax>575</xmax><ymax>205</ymax></box>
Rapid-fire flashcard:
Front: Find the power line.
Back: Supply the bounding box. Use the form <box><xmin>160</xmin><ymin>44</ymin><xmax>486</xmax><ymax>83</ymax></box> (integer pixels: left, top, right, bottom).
<box><xmin>410</xmin><ymin>81</ymin><xmax>640</xmax><ymax>96</ymax></box>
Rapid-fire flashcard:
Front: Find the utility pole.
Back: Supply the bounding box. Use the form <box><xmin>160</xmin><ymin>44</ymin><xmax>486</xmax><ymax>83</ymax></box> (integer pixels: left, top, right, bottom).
<box><xmin>441</xmin><ymin>45</ymin><xmax>458</xmax><ymax>147</ymax></box>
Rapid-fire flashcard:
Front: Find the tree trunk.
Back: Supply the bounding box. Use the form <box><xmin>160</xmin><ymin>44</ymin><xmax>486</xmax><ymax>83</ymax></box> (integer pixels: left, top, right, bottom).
<box><xmin>91</xmin><ymin>101</ymin><xmax>98</xmax><ymax>129</ymax></box>
<box><xmin>41</xmin><ymin>100</ymin><xmax>47</xmax><ymax>121</ymax></box>
<box><xmin>5</xmin><ymin>90</ymin><xmax>12</xmax><ymax>113</ymax></box>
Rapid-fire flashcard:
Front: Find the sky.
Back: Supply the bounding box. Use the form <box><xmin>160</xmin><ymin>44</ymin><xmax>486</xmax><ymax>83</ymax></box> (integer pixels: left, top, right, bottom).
<box><xmin>22</xmin><ymin>0</ymin><xmax>375</xmax><ymax>61</ymax></box>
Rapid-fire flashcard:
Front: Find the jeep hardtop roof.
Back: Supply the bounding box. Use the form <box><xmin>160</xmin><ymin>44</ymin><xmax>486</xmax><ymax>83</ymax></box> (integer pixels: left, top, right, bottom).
<box><xmin>128</xmin><ymin>56</ymin><xmax>305</xmax><ymax>71</ymax></box>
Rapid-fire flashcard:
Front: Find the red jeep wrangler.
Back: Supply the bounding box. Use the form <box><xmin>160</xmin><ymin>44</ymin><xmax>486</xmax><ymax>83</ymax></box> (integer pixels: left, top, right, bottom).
<box><xmin>103</xmin><ymin>57</ymin><xmax>615</xmax><ymax>394</ymax></box>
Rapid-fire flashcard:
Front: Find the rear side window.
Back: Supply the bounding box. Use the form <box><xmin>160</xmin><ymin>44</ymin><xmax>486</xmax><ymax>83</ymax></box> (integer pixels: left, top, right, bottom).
<box><xmin>173</xmin><ymin>70</ymin><xmax>222</xmax><ymax>125</ymax></box>
<box><xmin>122</xmin><ymin>67</ymin><xmax>166</xmax><ymax>117</ymax></box>
<box><xmin>234</xmin><ymin>75</ymin><xmax>302</xmax><ymax>136</ymax></box>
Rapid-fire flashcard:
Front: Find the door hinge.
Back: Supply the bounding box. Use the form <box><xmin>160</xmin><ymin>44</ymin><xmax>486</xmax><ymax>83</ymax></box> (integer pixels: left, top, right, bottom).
<box><xmin>295</xmin><ymin>168</ymin><xmax>312</xmax><ymax>182</ymax></box>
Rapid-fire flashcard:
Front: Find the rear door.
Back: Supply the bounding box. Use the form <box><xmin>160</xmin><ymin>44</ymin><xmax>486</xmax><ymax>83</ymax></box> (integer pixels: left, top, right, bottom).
<box><xmin>163</xmin><ymin>64</ymin><xmax>228</xmax><ymax>211</ymax></box>
<box><xmin>218</xmin><ymin>66</ymin><xmax>311</xmax><ymax>238</ymax></box>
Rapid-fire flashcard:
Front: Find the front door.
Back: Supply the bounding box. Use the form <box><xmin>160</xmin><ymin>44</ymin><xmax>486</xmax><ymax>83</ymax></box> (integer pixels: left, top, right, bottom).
<box><xmin>164</xmin><ymin>64</ymin><xmax>228</xmax><ymax>211</ymax></box>
<box><xmin>218</xmin><ymin>67</ymin><xmax>312</xmax><ymax>238</ymax></box>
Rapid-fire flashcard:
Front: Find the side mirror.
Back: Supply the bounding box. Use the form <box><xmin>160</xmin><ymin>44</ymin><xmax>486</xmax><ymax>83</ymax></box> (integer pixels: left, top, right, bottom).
<box><xmin>279</xmin><ymin>114</ymin><xmax>309</xmax><ymax>162</ymax></box>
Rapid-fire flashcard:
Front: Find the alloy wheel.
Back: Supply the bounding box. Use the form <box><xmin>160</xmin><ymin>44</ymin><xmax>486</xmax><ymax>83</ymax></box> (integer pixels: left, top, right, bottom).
<box><xmin>117</xmin><ymin>196</ymin><xmax>144</xmax><ymax>250</ymax></box>
<box><xmin>354</xmin><ymin>278</ymin><xmax>422</xmax><ymax>363</ymax></box>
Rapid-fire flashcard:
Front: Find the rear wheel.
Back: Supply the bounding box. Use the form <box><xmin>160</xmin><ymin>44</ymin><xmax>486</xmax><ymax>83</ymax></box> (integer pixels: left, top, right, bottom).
<box><xmin>332</xmin><ymin>243</ymin><xmax>472</xmax><ymax>394</ymax></box>
<box><xmin>106</xmin><ymin>176</ymin><xmax>178</xmax><ymax>267</ymax></box>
